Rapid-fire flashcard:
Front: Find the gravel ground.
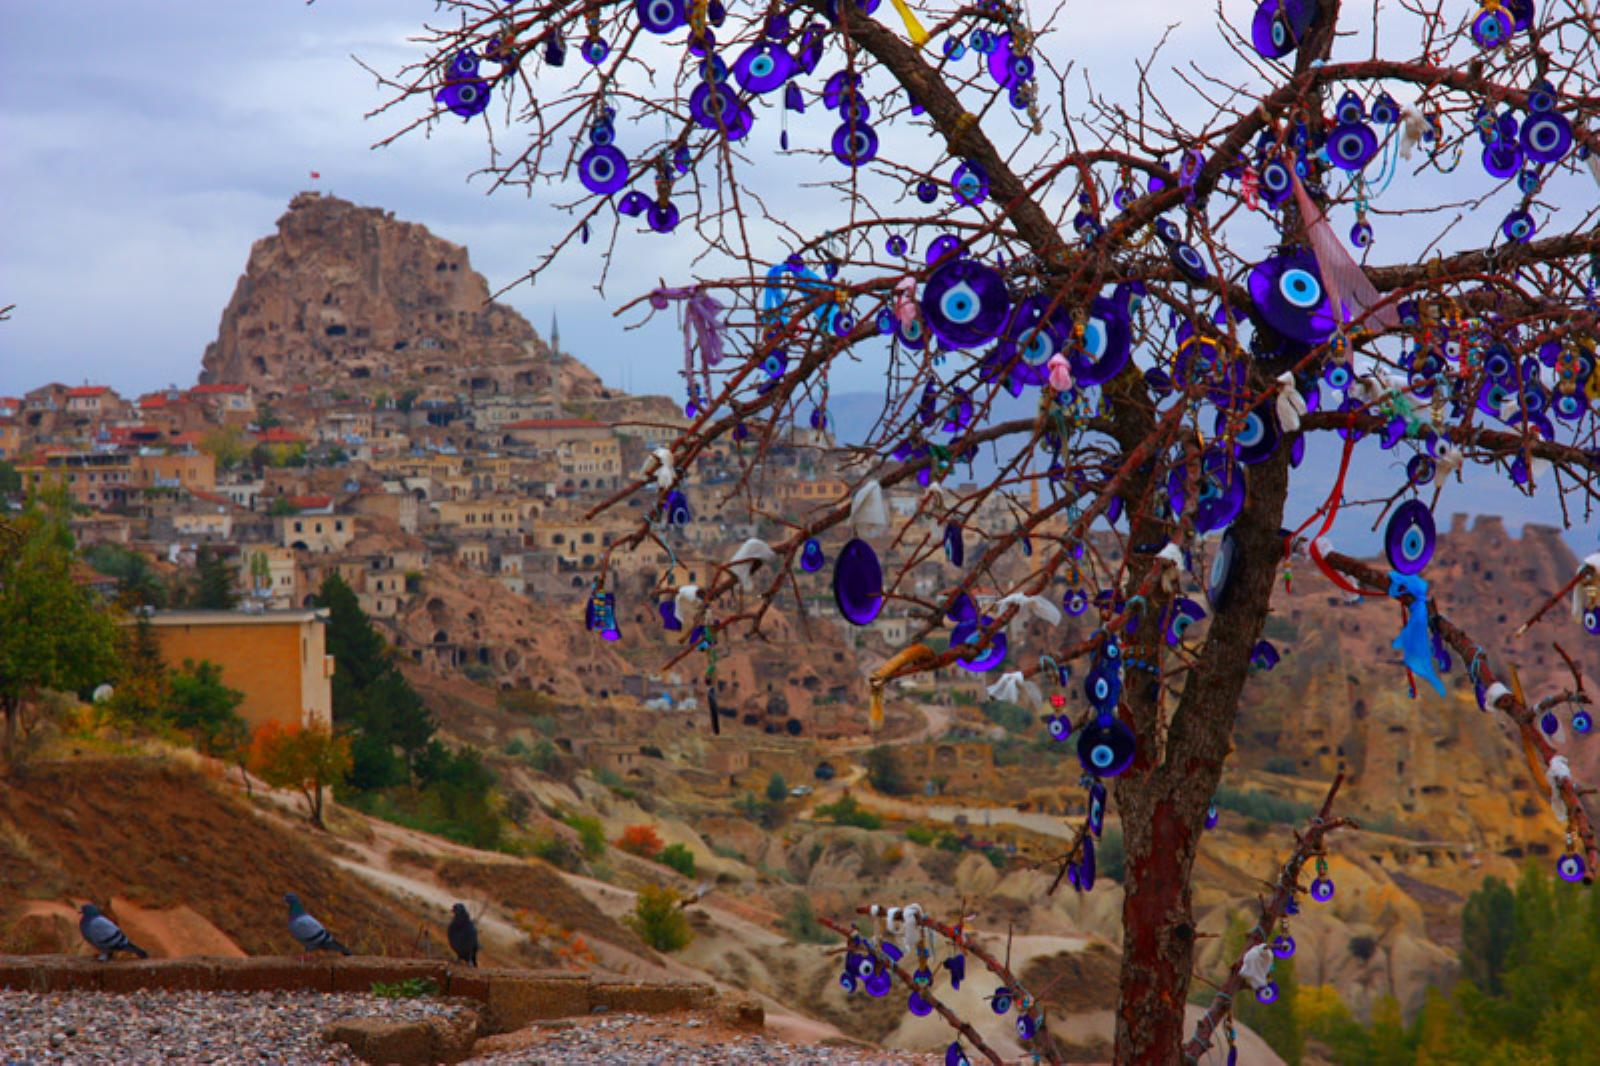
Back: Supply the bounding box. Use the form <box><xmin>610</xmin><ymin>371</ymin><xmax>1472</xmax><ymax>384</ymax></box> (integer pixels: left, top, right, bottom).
<box><xmin>0</xmin><ymin>989</ymin><xmax>469</xmax><ymax>1065</ymax></box>
<box><xmin>466</xmin><ymin>1014</ymin><xmax>938</xmax><ymax>1065</ymax></box>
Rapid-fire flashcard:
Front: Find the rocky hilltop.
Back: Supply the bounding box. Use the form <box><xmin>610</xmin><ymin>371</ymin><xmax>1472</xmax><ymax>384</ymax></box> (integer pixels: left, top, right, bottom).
<box><xmin>199</xmin><ymin>192</ymin><xmax>603</xmax><ymax>401</ymax></box>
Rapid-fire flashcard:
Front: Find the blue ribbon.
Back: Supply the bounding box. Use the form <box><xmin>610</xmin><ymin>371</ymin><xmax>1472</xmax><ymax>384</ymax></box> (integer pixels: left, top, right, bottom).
<box><xmin>1389</xmin><ymin>571</ymin><xmax>1446</xmax><ymax>698</ymax></box>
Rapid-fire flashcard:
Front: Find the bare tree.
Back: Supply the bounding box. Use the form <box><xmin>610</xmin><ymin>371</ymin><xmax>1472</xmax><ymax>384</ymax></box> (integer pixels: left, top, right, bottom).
<box><xmin>374</xmin><ymin>2</ymin><xmax>1600</xmax><ymax>1061</ymax></box>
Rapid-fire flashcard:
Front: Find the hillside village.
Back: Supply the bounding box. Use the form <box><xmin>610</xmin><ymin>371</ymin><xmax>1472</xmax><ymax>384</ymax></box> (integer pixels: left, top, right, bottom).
<box><xmin>4</xmin><ymin>194</ymin><xmax>1600</xmax><ymax>1063</ymax></box>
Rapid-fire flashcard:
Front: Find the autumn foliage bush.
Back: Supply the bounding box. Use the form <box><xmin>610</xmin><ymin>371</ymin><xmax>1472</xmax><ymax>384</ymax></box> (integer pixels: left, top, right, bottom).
<box><xmin>247</xmin><ymin>720</ymin><xmax>352</xmax><ymax>828</ymax></box>
<box><xmin>615</xmin><ymin>823</ymin><xmax>663</xmax><ymax>859</ymax></box>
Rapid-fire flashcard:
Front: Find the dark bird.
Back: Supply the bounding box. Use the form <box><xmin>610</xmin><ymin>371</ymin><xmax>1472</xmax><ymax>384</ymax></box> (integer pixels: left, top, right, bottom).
<box><xmin>78</xmin><ymin>904</ymin><xmax>148</xmax><ymax>962</ymax></box>
<box><xmin>447</xmin><ymin>903</ymin><xmax>478</xmax><ymax>967</ymax></box>
<box><xmin>284</xmin><ymin>892</ymin><xmax>352</xmax><ymax>958</ymax></box>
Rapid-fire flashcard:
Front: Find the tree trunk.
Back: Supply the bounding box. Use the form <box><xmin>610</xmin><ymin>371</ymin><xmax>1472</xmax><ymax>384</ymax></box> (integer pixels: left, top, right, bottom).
<box><xmin>1112</xmin><ymin>446</ymin><xmax>1293</xmax><ymax>1065</ymax></box>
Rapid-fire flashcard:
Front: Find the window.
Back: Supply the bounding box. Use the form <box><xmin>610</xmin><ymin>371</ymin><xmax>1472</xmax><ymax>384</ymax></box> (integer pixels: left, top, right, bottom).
<box><xmin>335</xmin><ymin>520</ymin><xmax>344</xmax><ymax>532</ymax></box>
<box><xmin>294</xmin><ymin>521</ymin><xmax>303</xmax><ymax>532</ymax></box>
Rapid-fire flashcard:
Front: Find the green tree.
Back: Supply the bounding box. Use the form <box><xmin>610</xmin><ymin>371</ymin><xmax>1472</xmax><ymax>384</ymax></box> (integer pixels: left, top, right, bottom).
<box><xmin>167</xmin><ymin>659</ymin><xmax>246</xmax><ymax>756</ymax></box>
<box><xmin>84</xmin><ymin>543</ymin><xmax>167</xmax><ymax>609</ymax></box>
<box><xmin>191</xmin><ymin>546</ymin><xmax>238</xmax><ymax>609</ymax></box>
<box><xmin>864</xmin><ymin>745</ymin><xmax>909</xmax><ymax>796</ymax></box>
<box><xmin>0</xmin><ymin>493</ymin><xmax>120</xmax><ymax>761</ymax></box>
<box><xmin>765</xmin><ymin>772</ymin><xmax>787</xmax><ymax>804</ymax></box>
<box><xmin>1236</xmin><ymin>954</ymin><xmax>1302</xmax><ymax>1065</ymax></box>
<box><xmin>199</xmin><ymin>426</ymin><xmax>249</xmax><ymax>471</ymax></box>
<box><xmin>1461</xmin><ymin>875</ymin><xmax>1516</xmax><ymax>996</ymax></box>
<box><xmin>563</xmin><ymin>813</ymin><xmax>607</xmax><ymax>858</ymax></box>
<box><xmin>267</xmin><ymin>496</ymin><xmax>300</xmax><ymax>517</ymax></box>
<box><xmin>108</xmin><ymin>612</ymin><xmax>169</xmax><ymax>727</ymax></box>
<box><xmin>626</xmin><ymin>884</ymin><xmax>691</xmax><ymax>952</ymax></box>
<box><xmin>317</xmin><ymin>574</ymin><xmax>434</xmax><ymax>789</ymax></box>
<box><xmin>0</xmin><ymin>460</ymin><xmax>21</xmax><ymax>495</ymax></box>
<box><xmin>659</xmin><ymin>842</ymin><xmax>696</xmax><ymax>877</ymax></box>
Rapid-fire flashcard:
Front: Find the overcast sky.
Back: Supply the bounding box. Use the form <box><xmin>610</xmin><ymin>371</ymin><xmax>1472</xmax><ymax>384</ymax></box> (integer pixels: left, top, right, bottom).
<box><xmin>0</xmin><ymin>2</ymin><xmax>1592</xmax><ymax>547</ymax></box>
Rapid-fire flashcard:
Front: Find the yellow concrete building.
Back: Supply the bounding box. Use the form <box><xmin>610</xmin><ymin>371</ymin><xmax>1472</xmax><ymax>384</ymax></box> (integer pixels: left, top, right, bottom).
<box><xmin>144</xmin><ymin>609</ymin><xmax>335</xmax><ymax>732</ymax></box>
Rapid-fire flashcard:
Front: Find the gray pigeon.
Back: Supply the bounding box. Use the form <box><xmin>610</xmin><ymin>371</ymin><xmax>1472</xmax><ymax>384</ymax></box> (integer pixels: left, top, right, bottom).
<box><xmin>78</xmin><ymin>904</ymin><xmax>148</xmax><ymax>962</ymax></box>
<box><xmin>284</xmin><ymin>892</ymin><xmax>351</xmax><ymax>957</ymax></box>
<box><xmin>446</xmin><ymin>903</ymin><xmax>478</xmax><ymax>967</ymax></box>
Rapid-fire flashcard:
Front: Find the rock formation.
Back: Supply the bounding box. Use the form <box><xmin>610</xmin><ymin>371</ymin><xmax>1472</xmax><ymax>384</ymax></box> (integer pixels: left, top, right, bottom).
<box><xmin>199</xmin><ymin>192</ymin><xmax>603</xmax><ymax>401</ymax></box>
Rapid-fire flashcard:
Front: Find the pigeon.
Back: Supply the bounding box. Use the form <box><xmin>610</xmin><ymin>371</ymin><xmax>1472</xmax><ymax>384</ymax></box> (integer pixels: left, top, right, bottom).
<box><xmin>446</xmin><ymin>903</ymin><xmax>478</xmax><ymax>967</ymax></box>
<box><xmin>284</xmin><ymin>892</ymin><xmax>351</xmax><ymax>958</ymax></box>
<box><xmin>78</xmin><ymin>904</ymin><xmax>148</xmax><ymax>962</ymax></box>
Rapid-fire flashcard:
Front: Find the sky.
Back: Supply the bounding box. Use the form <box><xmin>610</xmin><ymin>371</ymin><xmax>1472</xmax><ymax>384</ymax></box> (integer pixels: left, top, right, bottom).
<box><xmin>0</xmin><ymin>1</ymin><xmax>1594</xmax><ymax>549</ymax></box>
<box><xmin>0</xmin><ymin>0</ymin><xmax>1265</xmax><ymax>400</ymax></box>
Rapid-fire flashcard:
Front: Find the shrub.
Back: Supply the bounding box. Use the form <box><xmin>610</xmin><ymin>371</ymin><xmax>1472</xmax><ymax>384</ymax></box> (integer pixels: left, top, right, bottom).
<box><xmin>864</xmin><ymin>746</ymin><xmax>910</xmax><ymax>796</ymax></box>
<box><xmin>564</xmin><ymin>813</ymin><xmax>607</xmax><ymax>858</ymax></box>
<box><xmin>765</xmin><ymin>772</ymin><xmax>788</xmax><ymax>803</ymax></box>
<box><xmin>779</xmin><ymin>893</ymin><xmax>837</xmax><ymax>944</ymax></box>
<box><xmin>530</xmin><ymin>833</ymin><xmax>579</xmax><ymax>870</ymax></box>
<box><xmin>659</xmin><ymin>842</ymin><xmax>696</xmax><ymax>877</ymax></box>
<box><xmin>627</xmin><ymin>884</ymin><xmax>691</xmax><ymax>952</ymax></box>
<box><xmin>814</xmin><ymin>794</ymin><xmax>882</xmax><ymax>830</ymax></box>
<box><xmin>1214</xmin><ymin>786</ymin><xmax>1313</xmax><ymax>825</ymax></box>
<box><xmin>905</xmin><ymin>824</ymin><xmax>937</xmax><ymax>846</ymax></box>
<box><xmin>616</xmin><ymin>823</ymin><xmax>664</xmax><ymax>859</ymax></box>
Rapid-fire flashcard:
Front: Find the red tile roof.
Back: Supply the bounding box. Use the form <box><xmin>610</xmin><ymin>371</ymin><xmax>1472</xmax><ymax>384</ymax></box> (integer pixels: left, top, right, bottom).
<box><xmin>286</xmin><ymin>494</ymin><xmax>333</xmax><ymax>510</ymax></box>
<box><xmin>256</xmin><ymin>427</ymin><xmax>306</xmax><ymax>444</ymax></box>
<box><xmin>138</xmin><ymin>393</ymin><xmax>169</xmax><ymax>409</ymax></box>
<box><xmin>66</xmin><ymin>386</ymin><xmax>112</xmax><ymax>398</ymax></box>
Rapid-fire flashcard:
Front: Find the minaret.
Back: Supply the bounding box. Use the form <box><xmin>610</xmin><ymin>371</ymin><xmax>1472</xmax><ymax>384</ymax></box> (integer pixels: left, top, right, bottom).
<box><xmin>548</xmin><ymin>311</ymin><xmax>563</xmax><ymax>409</ymax></box>
<box><xmin>549</xmin><ymin>312</ymin><xmax>561</xmax><ymax>357</ymax></box>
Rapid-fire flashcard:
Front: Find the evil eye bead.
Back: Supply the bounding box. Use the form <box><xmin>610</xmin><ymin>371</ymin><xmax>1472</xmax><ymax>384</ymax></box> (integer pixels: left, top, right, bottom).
<box><xmin>839</xmin><ymin>971</ymin><xmax>858</xmax><ymax>994</ymax></box>
<box><xmin>647</xmin><ymin>201</ymin><xmax>681</xmax><ymax>234</ymax></box>
<box><xmin>908</xmin><ymin>991</ymin><xmax>933</xmax><ymax>1017</ymax></box>
<box><xmin>831</xmin><ymin>121</ymin><xmax>879</xmax><ymax>167</ymax></box>
<box><xmin>800</xmin><ymin>538</ymin><xmax>825</xmax><ymax>573</ymax></box>
<box><xmin>990</xmin><ymin>988</ymin><xmax>1013</xmax><ymax>1015</ymax></box>
<box><xmin>1573</xmin><ymin>710</ymin><xmax>1594</xmax><ymax>734</ymax></box>
<box><xmin>942</xmin><ymin>522</ymin><xmax>965</xmax><ymax>567</ymax></box>
<box><xmin>1326</xmin><ymin>123</ymin><xmax>1379</xmax><ymax>171</ymax></box>
<box><xmin>1273</xmin><ymin>934</ymin><xmax>1297</xmax><ymax>958</ymax></box>
<box><xmin>1310</xmin><ymin>876</ymin><xmax>1335</xmax><ymax>902</ymax></box>
<box><xmin>1256</xmin><ymin>981</ymin><xmax>1281</xmax><ymax>1005</ymax></box>
<box><xmin>1250</xmin><ymin>0</ymin><xmax>1313</xmax><ymax>60</ymax></box>
<box><xmin>1258</xmin><ymin>159</ymin><xmax>1293</xmax><ymax>206</ymax></box>
<box><xmin>581</xmin><ymin>38</ymin><xmax>610</xmax><ymax>65</ymax></box>
<box><xmin>1249</xmin><ymin>250</ymin><xmax>1336</xmax><ymax>346</ymax></box>
<box><xmin>1350</xmin><ymin>221</ymin><xmax>1373</xmax><ymax>249</ymax></box>
<box><xmin>1370</xmin><ymin>93</ymin><xmax>1399</xmax><ymax>125</ymax></box>
<box><xmin>1587</xmin><ymin>609</ymin><xmax>1600</xmax><ymax>635</ymax></box>
<box><xmin>1170</xmin><ymin>242</ymin><xmax>1209</xmax><ymax>282</ymax></box>
<box><xmin>1165</xmin><ymin>597</ymin><xmax>1207</xmax><ymax>645</ymax></box>
<box><xmin>945</xmin><ymin>1043</ymin><xmax>971</xmax><ymax>1066</ymax></box>
<box><xmin>1154</xmin><ymin>217</ymin><xmax>1183</xmax><ymax>243</ymax></box>
<box><xmin>1407</xmin><ymin>454</ymin><xmax>1436</xmax><ymax>485</ymax></box>
<box><xmin>1541</xmin><ymin>711</ymin><xmax>1560</xmax><ymax>736</ymax></box>
<box><xmin>920</xmin><ymin>258</ymin><xmax>1010</xmax><ymax>348</ymax></box>
<box><xmin>1335</xmin><ymin>90</ymin><xmax>1365</xmax><ymax>126</ymax></box>
<box><xmin>1323</xmin><ymin>361</ymin><xmax>1351</xmax><ymax>390</ymax></box>
<box><xmin>853</xmin><ymin>954</ymin><xmax>877</xmax><ymax>978</ymax></box>
<box><xmin>915</xmin><ymin>179</ymin><xmax>939</xmax><ymax>204</ymax></box>
<box><xmin>1084</xmin><ymin>662</ymin><xmax>1122</xmax><ymax>711</ymax></box>
<box><xmin>635</xmin><ymin>0</ymin><xmax>687</xmax><ymax>35</ymax></box>
<box><xmin>1472</xmin><ymin>7</ymin><xmax>1512</xmax><ymax>49</ymax></box>
<box><xmin>1064</xmin><ymin>588</ymin><xmax>1089</xmax><ymax>616</ymax></box>
<box><xmin>1067</xmin><ymin>295</ymin><xmax>1133</xmax><ymax>387</ymax></box>
<box><xmin>577</xmin><ymin>145</ymin><xmax>629</xmax><ymax>196</ymax></box>
<box><xmin>1016</xmin><ymin>1014</ymin><xmax>1037</xmax><ymax>1041</ymax></box>
<box><xmin>1523</xmin><ymin>111</ymin><xmax>1574</xmax><ymax>164</ymax></box>
<box><xmin>662</xmin><ymin>490</ymin><xmax>692</xmax><ymax>525</ymax></box>
<box><xmin>448</xmin><ymin>50</ymin><xmax>480</xmax><ymax>78</ymax></box>
<box><xmin>1556</xmin><ymin>853</ymin><xmax>1587</xmax><ymax>883</ymax></box>
<box><xmin>1205</xmin><ymin>803</ymin><xmax>1219</xmax><ymax>829</ymax></box>
<box><xmin>950</xmin><ymin>160</ymin><xmax>990</xmax><ymax>206</ymax></box>
<box><xmin>733</xmin><ymin>42</ymin><xmax>794</xmax><ymax>94</ymax></box>
<box><xmin>1077</xmin><ymin>717</ymin><xmax>1137</xmax><ymax>778</ymax></box>
<box><xmin>866</xmin><ymin>970</ymin><xmax>893</xmax><ymax>997</ymax></box>
<box><xmin>886</xmin><ymin>234</ymin><xmax>908</xmax><ymax>257</ymax></box>
<box><xmin>926</xmin><ymin>234</ymin><xmax>965</xmax><ymax>264</ymax></box>
<box><xmin>1046</xmin><ymin>715</ymin><xmax>1072</xmax><ymax>742</ymax></box>
<box><xmin>437</xmin><ymin>77</ymin><xmax>492</xmax><ymax>118</ymax></box>
<box><xmin>1501</xmin><ymin>209</ymin><xmax>1536</xmax><ymax>244</ymax></box>
<box><xmin>1251</xmin><ymin>640</ymin><xmax>1280</xmax><ymax>670</ymax></box>
<box><xmin>1384</xmin><ymin>499</ymin><xmax>1436</xmax><ymax>575</ymax></box>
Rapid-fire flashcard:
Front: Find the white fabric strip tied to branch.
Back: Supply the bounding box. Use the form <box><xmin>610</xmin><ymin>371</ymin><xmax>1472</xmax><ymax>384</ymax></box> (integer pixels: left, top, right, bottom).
<box><xmin>1481</xmin><ymin>681</ymin><xmax>1511</xmax><ymax>712</ymax></box>
<box><xmin>851</xmin><ymin>479</ymin><xmax>889</xmax><ymax>537</ymax></box>
<box><xmin>1549</xmin><ymin>755</ymin><xmax>1573</xmax><ymax>824</ymax></box>
<box><xmin>1239</xmin><ymin>943</ymin><xmax>1275</xmax><ymax>990</ymax></box>
<box><xmin>996</xmin><ymin>592</ymin><xmax>1063</xmax><ymax>629</ymax></box>
<box><xmin>675</xmin><ymin>585</ymin><xmax>704</xmax><ymax>624</ymax></box>
<box><xmin>987</xmin><ymin>671</ymin><xmax>1042</xmax><ymax>708</ymax></box>
<box><xmin>1435</xmin><ymin>441</ymin><xmax>1464</xmax><ymax>479</ymax></box>
<box><xmin>1587</xmin><ymin>146</ymin><xmax>1600</xmax><ymax>188</ymax></box>
<box><xmin>643</xmin><ymin>447</ymin><xmax>675</xmax><ymax>492</ymax></box>
<box><xmin>1568</xmin><ymin>553</ymin><xmax>1600</xmax><ymax>622</ymax></box>
<box><xmin>1276</xmin><ymin>372</ymin><xmax>1307</xmax><ymax>434</ymax></box>
<box><xmin>727</xmin><ymin>539</ymin><xmax>777</xmax><ymax>590</ymax></box>
<box><xmin>1400</xmin><ymin>107</ymin><xmax>1428</xmax><ymax>159</ymax></box>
